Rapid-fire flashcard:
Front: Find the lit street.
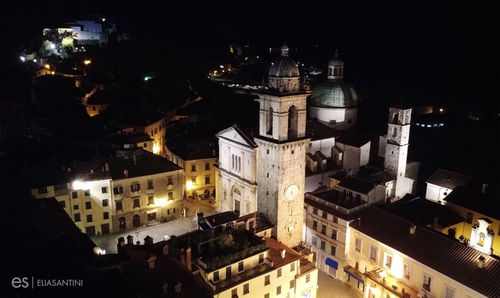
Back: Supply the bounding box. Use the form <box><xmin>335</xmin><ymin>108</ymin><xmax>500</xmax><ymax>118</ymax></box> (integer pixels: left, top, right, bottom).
<box><xmin>317</xmin><ymin>271</ymin><xmax>359</xmax><ymax>298</ymax></box>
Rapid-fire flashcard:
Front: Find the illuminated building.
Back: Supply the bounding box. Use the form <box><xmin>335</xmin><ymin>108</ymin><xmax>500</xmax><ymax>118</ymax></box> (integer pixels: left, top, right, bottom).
<box><xmin>309</xmin><ymin>50</ymin><xmax>359</xmax><ymax>131</ymax></box>
<box><xmin>166</xmin><ymin>138</ymin><xmax>218</xmax><ymax>203</ymax></box>
<box><xmin>346</xmin><ymin>207</ymin><xmax>500</xmax><ymax>298</ymax></box>
<box><xmin>444</xmin><ymin>183</ymin><xmax>500</xmax><ymax>256</ymax></box>
<box><xmin>166</xmin><ymin>222</ymin><xmax>318</xmax><ymax>298</ymax></box>
<box><xmin>30</xmin><ymin>150</ymin><xmax>184</xmax><ymax>235</ymax></box>
<box><xmin>425</xmin><ymin>168</ymin><xmax>473</xmax><ymax>204</ymax></box>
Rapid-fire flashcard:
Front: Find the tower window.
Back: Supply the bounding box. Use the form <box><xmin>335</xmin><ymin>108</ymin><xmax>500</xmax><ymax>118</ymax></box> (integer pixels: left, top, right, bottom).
<box><xmin>266</xmin><ymin>107</ymin><xmax>273</xmax><ymax>135</ymax></box>
<box><xmin>288</xmin><ymin>105</ymin><xmax>298</xmax><ymax>139</ymax></box>
<box><xmin>392</xmin><ymin>127</ymin><xmax>397</xmax><ymax>137</ymax></box>
<box><xmin>392</xmin><ymin>113</ymin><xmax>399</xmax><ymax>124</ymax></box>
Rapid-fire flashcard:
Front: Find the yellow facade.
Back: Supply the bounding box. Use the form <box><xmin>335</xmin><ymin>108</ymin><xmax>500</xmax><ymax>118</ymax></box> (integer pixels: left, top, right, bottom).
<box><xmin>348</xmin><ymin>228</ymin><xmax>485</xmax><ymax>298</ymax></box>
<box><xmin>198</xmin><ymin>240</ymin><xmax>318</xmax><ymax>298</ymax></box>
<box><xmin>184</xmin><ymin>158</ymin><xmax>217</xmax><ymax>200</ymax></box>
<box><xmin>446</xmin><ymin>203</ymin><xmax>500</xmax><ymax>256</ymax></box>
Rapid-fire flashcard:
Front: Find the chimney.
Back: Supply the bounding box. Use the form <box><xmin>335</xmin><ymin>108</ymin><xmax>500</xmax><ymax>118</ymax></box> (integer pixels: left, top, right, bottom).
<box><xmin>133</xmin><ymin>153</ymin><xmax>137</xmax><ymax>165</ymax></box>
<box><xmin>481</xmin><ymin>183</ymin><xmax>488</xmax><ymax>194</ymax></box>
<box><xmin>124</xmin><ymin>169</ymin><xmax>129</xmax><ymax>178</ymax></box>
<box><xmin>163</xmin><ymin>244</ymin><xmax>169</xmax><ymax>255</ymax></box>
<box><xmin>104</xmin><ymin>162</ymin><xmax>109</xmax><ymax>171</ymax></box>
<box><xmin>144</xmin><ymin>235</ymin><xmax>153</xmax><ymax>246</ymax></box>
<box><xmin>281</xmin><ymin>249</ymin><xmax>286</xmax><ymax>259</ymax></box>
<box><xmin>477</xmin><ymin>256</ymin><xmax>486</xmax><ymax>268</ymax></box>
<box><xmin>186</xmin><ymin>247</ymin><xmax>192</xmax><ymax>271</ymax></box>
<box><xmin>409</xmin><ymin>225</ymin><xmax>416</xmax><ymax>234</ymax></box>
<box><xmin>117</xmin><ymin>237</ymin><xmax>126</xmax><ymax>254</ymax></box>
<box><xmin>127</xmin><ymin>235</ymin><xmax>134</xmax><ymax>245</ymax></box>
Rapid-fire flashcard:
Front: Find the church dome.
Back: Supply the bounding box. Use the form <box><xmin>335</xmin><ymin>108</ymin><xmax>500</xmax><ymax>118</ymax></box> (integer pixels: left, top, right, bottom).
<box><xmin>268</xmin><ymin>45</ymin><xmax>300</xmax><ymax>78</ymax></box>
<box><xmin>309</xmin><ymin>80</ymin><xmax>358</xmax><ymax>108</ymax></box>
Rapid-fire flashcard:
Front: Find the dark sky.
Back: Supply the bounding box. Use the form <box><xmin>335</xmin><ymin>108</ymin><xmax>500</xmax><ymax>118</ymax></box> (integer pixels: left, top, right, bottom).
<box><xmin>1</xmin><ymin>0</ymin><xmax>498</xmax><ymax>109</ymax></box>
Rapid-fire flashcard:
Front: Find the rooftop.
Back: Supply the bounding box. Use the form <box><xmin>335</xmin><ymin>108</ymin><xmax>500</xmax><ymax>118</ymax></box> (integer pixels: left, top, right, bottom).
<box><xmin>337</xmin><ymin>176</ymin><xmax>375</xmax><ymax>194</ymax></box>
<box><xmin>108</xmin><ymin>150</ymin><xmax>182</xmax><ymax>180</ymax></box>
<box><xmin>167</xmin><ymin>137</ymin><xmax>218</xmax><ymax>161</ymax></box>
<box><xmin>426</xmin><ymin>168</ymin><xmax>474</xmax><ymax>189</ymax></box>
<box><xmin>386</xmin><ymin>195</ymin><xmax>464</xmax><ymax>228</ymax></box>
<box><xmin>336</xmin><ymin>129</ymin><xmax>374</xmax><ymax>148</ymax></box>
<box><xmin>306</xmin><ymin>119</ymin><xmax>342</xmax><ymax>141</ymax></box>
<box><xmin>307</xmin><ymin>188</ymin><xmax>367</xmax><ymax>216</ymax></box>
<box><xmin>445</xmin><ymin>184</ymin><xmax>500</xmax><ymax>220</ymax></box>
<box><xmin>351</xmin><ymin>207</ymin><xmax>500</xmax><ymax>298</ymax></box>
<box><xmin>203</xmin><ymin>211</ymin><xmax>239</xmax><ymax>227</ymax></box>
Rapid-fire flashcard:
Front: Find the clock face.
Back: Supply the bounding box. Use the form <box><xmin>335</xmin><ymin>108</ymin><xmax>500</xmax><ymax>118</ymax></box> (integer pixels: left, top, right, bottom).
<box><xmin>285</xmin><ymin>184</ymin><xmax>299</xmax><ymax>200</ymax></box>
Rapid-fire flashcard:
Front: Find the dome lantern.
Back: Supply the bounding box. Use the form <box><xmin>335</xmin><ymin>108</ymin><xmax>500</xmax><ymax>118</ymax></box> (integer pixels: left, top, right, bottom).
<box><xmin>327</xmin><ymin>49</ymin><xmax>344</xmax><ymax>80</ymax></box>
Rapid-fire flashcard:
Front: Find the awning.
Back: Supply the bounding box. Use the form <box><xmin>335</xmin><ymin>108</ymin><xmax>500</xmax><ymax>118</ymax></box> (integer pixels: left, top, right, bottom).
<box><xmin>344</xmin><ymin>266</ymin><xmax>364</xmax><ymax>284</ymax></box>
<box><xmin>325</xmin><ymin>257</ymin><xmax>338</xmax><ymax>270</ymax></box>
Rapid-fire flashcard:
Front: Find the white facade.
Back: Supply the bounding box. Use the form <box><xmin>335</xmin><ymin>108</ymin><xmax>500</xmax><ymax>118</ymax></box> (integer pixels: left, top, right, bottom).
<box><xmin>384</xmin><ymin>107</ymin><xmax>413</xmax><ymax>199</ymax></box>
<box><xmin>309</xmin><ymin>106</ymin><xmax>357</xmax><ymax>131</ymax></box>
<box><xmin>216</xmin><ymin>126</ymin><xmax>258</xmax><ymax>216</ymax></box>
<box><xmin>336</xmin><ymin>141</ymin><xmax>370</xmax><ymax>176</ymax></box>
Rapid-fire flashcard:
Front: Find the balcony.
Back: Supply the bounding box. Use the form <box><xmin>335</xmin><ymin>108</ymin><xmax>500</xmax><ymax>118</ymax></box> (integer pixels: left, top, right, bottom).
<box><xmin>365</xmin><ymin>269</ymin><xmax>418</xmax><ymax>298</ymax></box>
<box><xmin>208</xmin><ymin>259</ymin><xmax>273</xmax><ymax>293</ymax></box>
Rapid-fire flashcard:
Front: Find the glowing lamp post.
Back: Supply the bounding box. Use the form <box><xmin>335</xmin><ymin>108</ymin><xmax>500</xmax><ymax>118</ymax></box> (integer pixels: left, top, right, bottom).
<box><xmin>152</xmin><ymin>143</ymin><xmax>160</xmax><ymax>155</ymax></box>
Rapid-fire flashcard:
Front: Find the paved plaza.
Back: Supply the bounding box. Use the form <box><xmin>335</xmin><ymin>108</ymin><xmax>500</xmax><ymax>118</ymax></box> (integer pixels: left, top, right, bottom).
<box><xmin>92</xmin><ymin>200</ymin><xmax>216</xmax><ymax>253</ymax></box>
<box><xmin>317</xmin><ymin>270</ymin><xmax>359</xmax><ymax>298</ymax></box>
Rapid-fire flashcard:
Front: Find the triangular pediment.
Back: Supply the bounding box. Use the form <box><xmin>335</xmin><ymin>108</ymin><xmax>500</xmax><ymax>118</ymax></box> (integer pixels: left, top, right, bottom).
<box><xmin>216</xmin><ymin>125</ymin><xmax>258</xmax><ymax>148</ymax></box>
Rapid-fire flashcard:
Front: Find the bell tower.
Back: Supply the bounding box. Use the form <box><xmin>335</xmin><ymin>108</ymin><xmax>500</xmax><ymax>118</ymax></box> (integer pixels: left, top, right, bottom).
<box><xmin>384</xmin><ymin>105</ymin><xmax>412</xmax><ymax>198</ymax></box>
<box><xmin>255</xmin><ymin>45</ymin><xmax>310</xmax><ymax>248</ymax></box>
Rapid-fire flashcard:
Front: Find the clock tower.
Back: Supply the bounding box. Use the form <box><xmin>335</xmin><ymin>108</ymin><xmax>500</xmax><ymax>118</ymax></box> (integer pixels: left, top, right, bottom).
<box><xmin>255</xmin><ymin>45</ymin><xmax>310</xmax><ymax>248</ymax></box>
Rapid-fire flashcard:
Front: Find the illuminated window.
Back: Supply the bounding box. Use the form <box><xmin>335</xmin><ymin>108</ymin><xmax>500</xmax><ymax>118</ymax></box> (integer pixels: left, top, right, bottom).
<box><xmin>478</xmin><ymin>233</ymin><xmax>485</xmax><ymax>246</ymax></box>
<box><xmin>384</xmin><ymin>253</ymin><xmax>392</xmax><ymax>269</ymax></box>
<box><xmin>355</xmin><ymin>238</ymin><xmax>362</xmax><ymax>252</ymax></box>
<box><xmin>370</xmin><ymin>246</ymin><xmax>377</xmax><ymax>261</ymax></box>
<box><xmin>422</xmin><ymin>273</ymin><xmax>432</xmax><ymax>291</ymax></box>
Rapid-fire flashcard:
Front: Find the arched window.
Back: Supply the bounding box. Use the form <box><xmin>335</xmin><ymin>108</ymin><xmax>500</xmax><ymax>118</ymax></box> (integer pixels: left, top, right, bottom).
<box><xmin>478</xmin><ymin>233</ymin><xmax>485</xmax><ymax>247</ymax></box>
<box><xmin>266</xmin><ymin>107</ymin><xmax>273</xmax><ymax>135</ymax></box>
<box><xmin>392</xmin><ymin>113</ymin><xmax>399</xmax><ymax>124</ymax></box>
<box><xmin>288</xmin><ymin>105</ymin><xmax>298</xmax><ymax>139</ymax></box>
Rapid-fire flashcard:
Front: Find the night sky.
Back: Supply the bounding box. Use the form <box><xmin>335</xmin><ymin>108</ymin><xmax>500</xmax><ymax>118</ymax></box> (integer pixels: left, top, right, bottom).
<box><xmin>2</xmin><ymin>0</ymin><xmax>498</xmax><ymax>108</ymax></box>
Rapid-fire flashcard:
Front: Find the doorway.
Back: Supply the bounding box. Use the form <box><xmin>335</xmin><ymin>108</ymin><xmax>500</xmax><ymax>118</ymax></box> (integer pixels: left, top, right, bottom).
<box><xmin>119</xmin><ymin>217</ymin><xmax>126</xmax><ymax>230</ymax></box>
<box><xmin>133</xmin><ymin>214</ymin><xmax>141</xmax><ymax>227</ymax></box>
